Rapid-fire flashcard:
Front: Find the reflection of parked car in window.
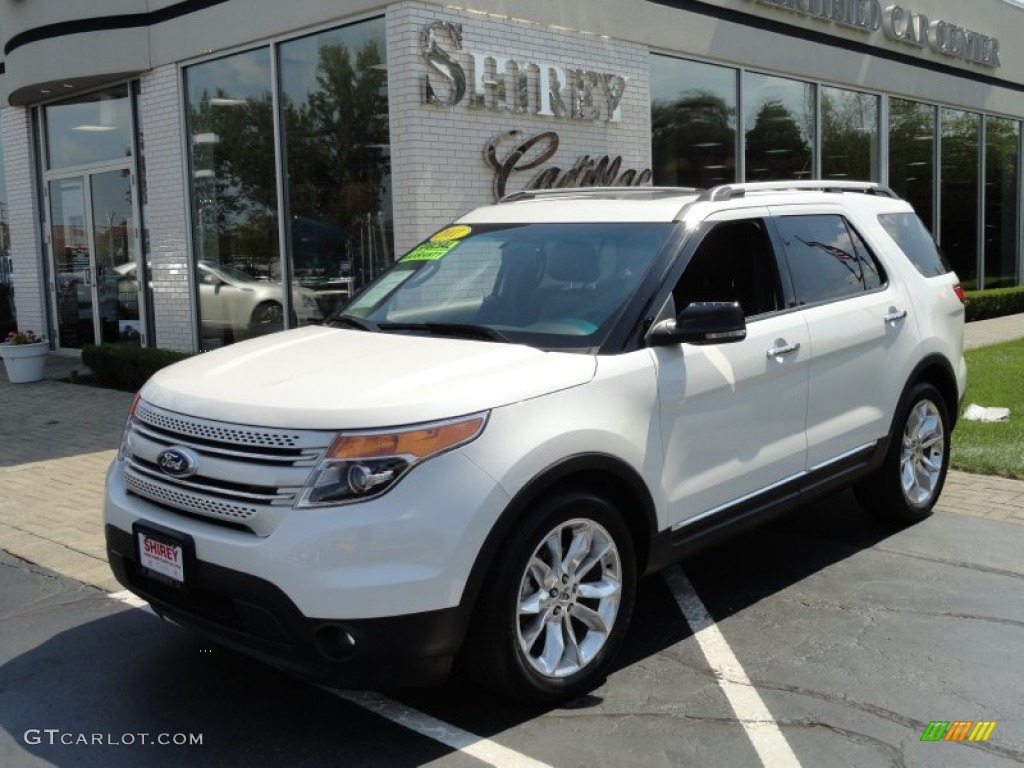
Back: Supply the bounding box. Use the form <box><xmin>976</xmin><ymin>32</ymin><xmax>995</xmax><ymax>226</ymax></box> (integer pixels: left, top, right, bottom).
<box><xmin>196</xmin><ymin>261</ymin><xmax>323</xmax><ymax>334</ymax></box>
<box><xmin>116</xmin><ymin>261</ymin><xmax>324</xmax><ymax>335</ymax></box>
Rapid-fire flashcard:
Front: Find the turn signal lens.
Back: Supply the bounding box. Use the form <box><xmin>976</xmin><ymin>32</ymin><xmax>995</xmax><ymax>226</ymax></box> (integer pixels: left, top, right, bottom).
<box><xmin>325</xmin><ymin>416</ymin><xmax>486</xmax><ymax>461</ymax></box>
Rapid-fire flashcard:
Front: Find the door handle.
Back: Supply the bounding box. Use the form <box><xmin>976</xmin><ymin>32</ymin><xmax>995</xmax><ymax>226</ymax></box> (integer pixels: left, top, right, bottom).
<box><xmin>767</xmin><ymin>341</ymin><xmax>800</xmax><ymax>358</ymax></box>
<box><xmin>884</xmin><ymin>308</ymin><xmax>908</xmax><ymax>324</ymax></box>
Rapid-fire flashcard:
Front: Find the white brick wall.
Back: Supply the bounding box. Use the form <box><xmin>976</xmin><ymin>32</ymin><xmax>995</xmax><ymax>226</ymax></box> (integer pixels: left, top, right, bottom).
<box><xmin>387</xmin><ymin>2</ymin><xmax>652</xmax><ymax>253</ymax></box>
<box><xmin>1</xmin><ymin>107</ymin><xmax>46</xmax><ymax>338</ymax></box>
<box><xmin>138</xmin><ymin>64</ymin><xmax>195</xmax><ymax>353</ymax></box>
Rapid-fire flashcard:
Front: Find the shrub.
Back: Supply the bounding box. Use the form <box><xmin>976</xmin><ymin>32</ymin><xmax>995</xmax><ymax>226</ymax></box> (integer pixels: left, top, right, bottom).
<box><xmin>82</xmin><ymin>344</ymin><xmax>191</xmax><ymax>392</ymax></box>
<box><xmin>964</xmin><ymin>286</ymin><xmax>1024</xmax><ymax>322</ymax></box>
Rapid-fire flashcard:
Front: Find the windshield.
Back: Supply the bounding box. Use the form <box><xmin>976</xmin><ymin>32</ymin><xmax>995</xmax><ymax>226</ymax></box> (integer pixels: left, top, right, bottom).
<box><xmin>337</xmin><ymin>222</ymin><xmax>673</xmax><ymax>349</ymax></box>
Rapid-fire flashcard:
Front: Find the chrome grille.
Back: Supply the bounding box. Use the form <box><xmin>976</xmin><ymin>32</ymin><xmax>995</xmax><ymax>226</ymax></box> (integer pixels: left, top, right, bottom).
<box><xmin>125</xmin><ymin>472</ymin><xmax>258</xmax><ymax>523</ymax></box>
<box><xmin>136</xmin><ymin>401</ymin><xmax>309</xmax><ymax>449</ymax></box>
<box><xmin>125</xmin><ymin>401</ymin><xmax>333</xmax><ymax>535</ymax></box>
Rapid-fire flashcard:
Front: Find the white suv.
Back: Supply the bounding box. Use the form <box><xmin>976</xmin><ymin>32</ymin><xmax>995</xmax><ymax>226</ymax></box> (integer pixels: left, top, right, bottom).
<box><xmin>104</xmin><ymin>182</ymin><xmax>966</xmax><ymax>702</ymax></box>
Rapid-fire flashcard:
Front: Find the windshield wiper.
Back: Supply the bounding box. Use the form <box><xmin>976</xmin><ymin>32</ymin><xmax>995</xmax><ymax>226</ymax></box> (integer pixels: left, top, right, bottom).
<box><xmin>330</xmin><ymin>314</ymin><xmax>379</xmax><ymax>332</ymax></box>
<box><xmin>377</xmin><ymin>322</ymin><xmax>511</xmax><ymax>343</ymax></box>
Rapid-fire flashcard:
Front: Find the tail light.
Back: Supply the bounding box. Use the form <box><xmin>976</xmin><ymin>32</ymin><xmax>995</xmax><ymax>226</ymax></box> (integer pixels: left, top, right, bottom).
<box><xmin>953</xmin><ymin>284</ymin><xmax>965</xmax><ymax>304</ymax></box>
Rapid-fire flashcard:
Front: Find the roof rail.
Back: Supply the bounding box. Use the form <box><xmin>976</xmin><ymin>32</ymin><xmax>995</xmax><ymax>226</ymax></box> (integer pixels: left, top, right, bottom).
<box><xmin>703</xmin><ymin>180</ymin><xmax>899</xmax><ymax>202</ymax></box>
<box><xmin>499</xmin><ymin>186</ymin><xmax>702</xmax><ymax>203</ymax></box>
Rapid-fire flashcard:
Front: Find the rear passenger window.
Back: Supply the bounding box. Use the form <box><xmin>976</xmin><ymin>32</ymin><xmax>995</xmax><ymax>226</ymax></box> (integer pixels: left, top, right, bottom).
<box><xmin>877</xmin><ymin>212</ymin><xmax>951</xmax><ymax>277</ymax></box>
<box><xmin>775</xmin><ymin>214</ymin><xmax>885</xmax><ymax>304</ymax></box>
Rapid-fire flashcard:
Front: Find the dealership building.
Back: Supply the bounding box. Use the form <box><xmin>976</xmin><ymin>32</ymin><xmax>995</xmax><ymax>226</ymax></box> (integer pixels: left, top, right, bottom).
<box><xmin>1</xmin><ymin>0</ymin><xmax>1022</xmax><ymax>354</ymax></box>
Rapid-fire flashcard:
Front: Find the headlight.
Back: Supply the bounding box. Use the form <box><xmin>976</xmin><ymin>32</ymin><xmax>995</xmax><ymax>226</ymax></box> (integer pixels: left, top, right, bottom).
<box><xmin>297</xmin><ymin>412</ymin><xmax>488</xmax><ymax>507</ymax></box>
<box><xmin>301</xmin><ymin>294</ymin><xmax>317</xmax><ymax>308</ymax></box>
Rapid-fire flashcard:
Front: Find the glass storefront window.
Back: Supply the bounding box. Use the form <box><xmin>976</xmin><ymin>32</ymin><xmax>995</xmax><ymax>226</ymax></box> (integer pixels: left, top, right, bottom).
<box><xmin>44</xmin><ymin>85</ymin><xmax>133</xmax><ymax>170</ymax></box>
<box><xmin>984</xmin><ymin>117</ymin><xmax>1020</xmax><ymax>289</ymax></box>
<box><xmin>743</xmin><ymin>72</ymin><xmax>814</xmax><ymax>182</ymax></box>
<box><xmin>821</xmin><ymin>87</ymin><xmax>878</xmax><ymax>181</ymax></box>
<box><xmin>279</xmin><ymin>17</ymin><xmax>391</xmax><ymax>319</ymax></box>
<box><xmin>0</xmin><ymin>131</ymin><xmax>12</xmax><ymax>338</ymax></box>
<box><xmin>888</xmin><ymin>99</ymin><xmax>936</xmax><ymax>231</ymax></box>
<box><xmin>185</xmin><ymin>48</ymin><xmax>282</xmax><ymax>345</ymax></box>
<box><xmin>941</xmin><ymin>108</ymin><xmax>980</xmax><ymax>288</ymax></box>
<box><xmin>650</xmin><ymin>55</ymin><xmax>737</xmax><ymax>188</ymax></box>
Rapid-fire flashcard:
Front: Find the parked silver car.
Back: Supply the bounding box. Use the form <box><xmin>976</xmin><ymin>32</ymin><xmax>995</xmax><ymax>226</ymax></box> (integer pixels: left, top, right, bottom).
<box><xmin>195</xmin><ymin>261</ymin><xmax>323</xmax><ymax>336</ymax></box>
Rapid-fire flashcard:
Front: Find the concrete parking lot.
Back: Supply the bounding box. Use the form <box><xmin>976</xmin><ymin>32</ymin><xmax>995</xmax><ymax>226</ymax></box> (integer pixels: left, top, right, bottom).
<box><xmin>1</xmin><ymin>316</ymin><xmax>1023</xmax><ymax>767</ymax></box>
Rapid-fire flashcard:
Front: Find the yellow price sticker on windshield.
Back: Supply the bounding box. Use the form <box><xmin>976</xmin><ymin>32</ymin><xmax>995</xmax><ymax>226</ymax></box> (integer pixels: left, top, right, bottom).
<box><xmin>401</xmin><ymin>241</ymin><xmax>459</xmax><ymax>262</ymax></box>
<box><xmin>430</xmin><ymin>225</ymin><xmax>471</xmax><ymax>243</ymax></box>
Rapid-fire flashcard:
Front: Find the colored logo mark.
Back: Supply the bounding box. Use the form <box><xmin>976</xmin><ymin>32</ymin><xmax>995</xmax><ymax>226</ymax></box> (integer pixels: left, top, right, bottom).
<box><xmin>920</xmin><ymin>720</ymin><xmax>997</xmax><ymax>742</ymax></box>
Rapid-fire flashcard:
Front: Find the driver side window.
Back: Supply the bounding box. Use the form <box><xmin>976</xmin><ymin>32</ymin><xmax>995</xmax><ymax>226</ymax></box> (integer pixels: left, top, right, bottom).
<box><xmin>672</xmin><ymin>219</ymin><xmax>782</xmax><ymax>319</ymax></box>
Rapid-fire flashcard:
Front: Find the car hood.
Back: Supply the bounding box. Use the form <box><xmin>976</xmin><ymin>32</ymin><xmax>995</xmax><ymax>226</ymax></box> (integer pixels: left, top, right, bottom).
<box><xmin>141</xmin><ymin>325</ymin><xmax>597</xmax><ymax>429</ymax></box>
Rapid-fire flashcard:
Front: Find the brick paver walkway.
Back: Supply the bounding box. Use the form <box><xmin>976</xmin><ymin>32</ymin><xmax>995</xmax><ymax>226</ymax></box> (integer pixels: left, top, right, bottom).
<box><xmin>2</xmin><ymin>314</ymin><xmax>1022</xmax><ymax>590</ymax></box>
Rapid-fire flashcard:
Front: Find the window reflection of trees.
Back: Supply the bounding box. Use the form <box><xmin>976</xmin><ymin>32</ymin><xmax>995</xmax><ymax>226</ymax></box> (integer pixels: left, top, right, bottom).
<box><xmin>281</xmin><ymin>37</ymin><xmax>391</xmax><ymax>315</ymax></box>
<box><xmin>652</xmin><ymin>89</ymin><xmax>736</xmax><ymax>188</ymax></box>
<box><xmin>940</xmin><ymin>109</ymin><xmax>980</xmax><ymax>288</ymax></box>
<box><xmin>821</xmin><ymin>88</ymin><xmax>877</xmax><ymax>181</ymax></box>
<box><xmin>984</xmin><ymin>117</ymin><xmax>1019</xmax><ymax>289</ymax></box>
<box><xmin>888</xmin><ymin>99</ymin><xmax>935</xmax><ymax>232</ymax></box>
<box><xmin>744</xmin><ymin>75</ymin><xmax>814</xmax><ymax>182</ymax></box>
<box><xmin>186</xmin><ymin>19</ymin><xmax>393</xmax><ymax>344</ymax></box>
<box><xmin>188</xmin><ymin>60</ymin><xmax>278</xmax><ymax>281</ymax></box>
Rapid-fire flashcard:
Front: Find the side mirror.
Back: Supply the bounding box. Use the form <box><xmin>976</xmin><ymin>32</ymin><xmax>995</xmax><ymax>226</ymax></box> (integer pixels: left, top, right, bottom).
<box><xmin>647</xmin><ymin>301</ymin><xmax>747</xmax><ymax>346</ymax></box>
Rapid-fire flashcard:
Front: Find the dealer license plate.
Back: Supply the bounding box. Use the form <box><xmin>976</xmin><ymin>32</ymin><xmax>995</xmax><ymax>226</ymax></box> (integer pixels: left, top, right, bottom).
<box><xmin>136</xmin><ymin>528</ymin><xmax>186</xmax><ymax>585</ymax></box>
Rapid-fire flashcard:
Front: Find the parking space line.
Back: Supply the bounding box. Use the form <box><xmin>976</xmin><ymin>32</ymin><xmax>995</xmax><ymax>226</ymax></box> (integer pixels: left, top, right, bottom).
<box><xmin>105</xmin><ymin>592</ymin><xmax>549</xmax><ymax>767</ymax></box>
<box><xmin>108</xmin><ymin>589</ymin><xmax>154</xmax><ymax>613</ymax></box>
<box><xmin>664</xmin><ymin>566</ymin><xmax>802</xmax><ymax>768</ymax></box>
<box><xmin>331</xmin><ymin>690</ymin><xmax>553</xmax><ymax>768</ymax></box>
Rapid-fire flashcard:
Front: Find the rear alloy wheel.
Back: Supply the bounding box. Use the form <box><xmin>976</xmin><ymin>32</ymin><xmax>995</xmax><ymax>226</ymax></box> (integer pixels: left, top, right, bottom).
<box><xmin>463</xmin><ymin>491</ymin><xmax>636</xmax><ymax>702</ymax></box>
<box><xmin>900</xmin><ymin>398</ymin><xmax>946</xmax><ymax>508</ymax></box>
<box><xmin>856</xmin><ymin>382</ymin><xmax>950</xmax><ymax>524</ymax></box>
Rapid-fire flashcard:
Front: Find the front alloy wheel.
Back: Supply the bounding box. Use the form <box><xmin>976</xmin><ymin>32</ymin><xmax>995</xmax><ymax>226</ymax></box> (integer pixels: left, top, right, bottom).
<box><xmin>517</xmin><ymin>518</ymin><xmax>623</xmax><ymax>679</ymax></box>
<box><xmin>462</xmin><ymin>491</ymin><xmax>636</xmax><ymax>702</ymax></box>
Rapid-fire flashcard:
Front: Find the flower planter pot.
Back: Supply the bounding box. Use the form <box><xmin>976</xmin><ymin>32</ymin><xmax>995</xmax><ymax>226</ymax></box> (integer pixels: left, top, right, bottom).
<box><xmin>0</xmin><ymin>341</ymin><xmax>48</xmax><ymax>383</ymax></box>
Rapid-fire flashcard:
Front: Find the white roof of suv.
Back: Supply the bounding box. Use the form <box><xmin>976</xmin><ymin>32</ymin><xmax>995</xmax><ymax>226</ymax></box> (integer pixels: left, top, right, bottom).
<box><xmin>457</xmin><ymin>182</ymin><xmax>912</xmax><ymax>225</ymax></box>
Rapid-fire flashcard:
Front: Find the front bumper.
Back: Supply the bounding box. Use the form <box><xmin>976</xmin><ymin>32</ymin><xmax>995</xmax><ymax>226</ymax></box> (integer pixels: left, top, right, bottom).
<box><xmin>103</xmin><ymin>448</ymin><xmax>510</xmax><ymax>687</ymax></box>
<box><xmin>106</xmin><ymin>525</ymin><xmax>459</xmax><ymax>687</ymax></box>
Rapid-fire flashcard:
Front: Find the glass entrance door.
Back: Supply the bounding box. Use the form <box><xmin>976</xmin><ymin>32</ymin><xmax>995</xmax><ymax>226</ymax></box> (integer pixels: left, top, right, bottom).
<box><xmin>49</xmin><ymin>169</ymin><xmax>140</xmax><ymax>348</ymax></box>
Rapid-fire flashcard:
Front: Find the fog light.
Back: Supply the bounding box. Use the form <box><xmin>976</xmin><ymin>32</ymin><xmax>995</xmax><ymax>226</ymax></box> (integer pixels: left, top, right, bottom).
<box><xmin>314</xmin><ymin>625</ymin><xmax>358</xmax><ymax>661</ymax></box>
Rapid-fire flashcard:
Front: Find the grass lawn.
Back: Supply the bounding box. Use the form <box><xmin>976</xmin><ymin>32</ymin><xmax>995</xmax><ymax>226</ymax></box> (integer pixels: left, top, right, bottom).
<box><xmin>950</xmin><ymin>338</ymin><xmax>1024</xmax><ymax>479</ymax></box>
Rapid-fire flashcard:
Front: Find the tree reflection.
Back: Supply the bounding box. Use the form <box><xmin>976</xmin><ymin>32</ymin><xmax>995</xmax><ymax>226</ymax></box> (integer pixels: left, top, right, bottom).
<box><xmin>651</xmin><ymin>90</ymin><xmax>736</xmax><ymax>188</ymax></box>
<box><xmin>984</xmin><ymin>117</ymin><xmax>1020</xmax><ymax>288</ymax></box>
<box><xmin>188</xmin><ymin>38</ymin><xmax>391</xmax><ymax>295</ymax></box>
<box><xmin>940</xmin><ymin>109</ymin><xmax>980</xmax><ymax>287</ymax></box>
<box><xmin>745</xmin><ymin>99</ymin><xmax>812</xmax><ymax>181</ymax></box>
<box><xmin>888</xmin><ymin>99</ymin><xmax>934</xmax><ymax>231</ymax></box>
<box><xmin>821</xmin><ymin>89</ymin><xmax>876</xmax><ymax>181</ymax></box>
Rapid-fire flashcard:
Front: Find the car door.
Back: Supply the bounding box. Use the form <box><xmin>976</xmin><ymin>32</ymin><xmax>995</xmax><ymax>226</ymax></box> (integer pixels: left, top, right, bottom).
<box><xmin>769</xmin><ymin>207</ymin><xmax>918</xmax><ymax>469</ymax></box>
<box><xmin>653</xmin><ymin>211</ymin><xmax>810</xmax><ymax>530</ymax></box>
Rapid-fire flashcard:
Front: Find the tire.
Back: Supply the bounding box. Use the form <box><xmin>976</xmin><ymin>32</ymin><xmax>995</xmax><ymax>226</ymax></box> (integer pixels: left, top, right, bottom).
<box><xmin>250</xmin><ymin>301</ymin><xmax>284</xmax><ymax>328</ymax></box>
<box><xmin>461</xmin><ymin>490</ymin><xmax>636</xmax><ymax>703</ymax></box>
<box><xmin>855</xmin><ymin>382</ymin><xmax>950</xmax><ymax>524</ymax></box>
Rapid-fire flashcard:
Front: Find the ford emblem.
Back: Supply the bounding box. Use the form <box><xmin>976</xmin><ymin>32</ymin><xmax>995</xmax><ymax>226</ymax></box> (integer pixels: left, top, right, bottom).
<box><xmin>157</xmin><ymin>447</ymin><xmax>198</xmax><ymax>478</ymax></box>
